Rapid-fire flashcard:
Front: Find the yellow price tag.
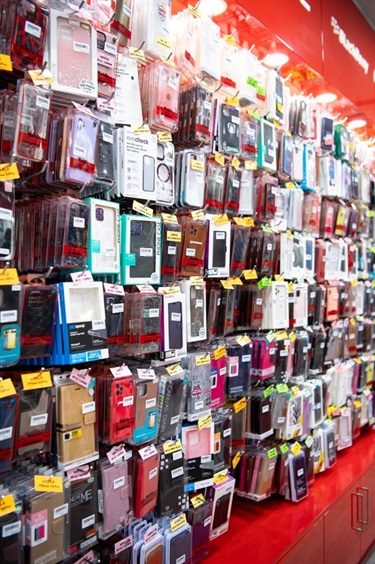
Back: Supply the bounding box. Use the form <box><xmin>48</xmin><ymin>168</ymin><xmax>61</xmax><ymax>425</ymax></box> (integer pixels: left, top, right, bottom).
<box><xmin>0</xmin><ymin>378</ymin><xmax>16</xmax><ymax>399</ymax></box>
<box><xmin>164</xmin><ymin>285</ymin><xmax>180</xmax><ymax>295</ymax></box>
<box><xmin>161</xmin><ymin>213</ymin><xmax>178</xmax><ymax>224</ymax></box>
<box><xmin>195</xmin><ymin>353</ymin><xmax>210</xmax><ymax>366</ymax></box>
<box><xmin>0</xmin><ymin>267</ymin><xmax>19</xmax><ymax>285</ymax></box>
<box><xmin>34</xmin><ymin>475</ymin><xmax>63</xmax><ymax>493</ymax></box>
<box><xmin>274</xmin><ymin>274</ymin><xmax>285</xmax><ymax>282</ymax></box>
<box><xmin>214</xmin><ymin>345</ymin><xmax>226</xmax><ymax>360</ymax></box>
<box><xmin>191</xmin><ymin>494</ymin><xmax>205</xmax><ymax>508</ymax></box>
<box><xmin>213</xmin><ymin>213</ymin><xmax>229</xmax><ymax>225</ymax></box>
<box><xmin>276</xmin><ymin>102</ymin><xmax>284</xmax><ymax>113</ymax></box>
<box><xmin>243</xmin><ymin>269</ymin><xmax>258</xmax><ymax>280</ymax></box>
<box><xmin>160</xmin><ymin>55</ymin><xmax>176</xmax><ymax>67</ymax></box>
<box><xmin>215</xmin><ymin>152</ymin><xmax>225</xmax><ymax>166</ymax></box>
<box><xmin>157</xmin><ymin>131</ymin><xmax>172</xmax><ymax>142</ymax></box>
<box><xmin>285</xmin><ymin>182</ymin><xmax>295</xmax><ymax>190</ymax></box>
<box><xmin>191</xmin><ymin>208</ymin><xmax>205</xmax><ymax>219</ymax></box>
<box><xmin>198</xmin><ymin>413</ymin><xmax>212</xmax><ymax>430</ymax></box>
<box><xmin>351</xmin><ymin>279</ymin><xmax>358</xmax><ymax>286</ymax></box>
<box><xmin>0</xmin><ymin>55</ymin><xmax>12</xmax><ymax>72</ymax></box>
<box><xmin>22</xmin><ymin>371</ymin><xmax>52</xmax><ymax>390</ymax></box>
<box><xmin>233</xmin><ymin>217</ymin><xmax>246</xmax><ymax>226</ymax></box>
<box><xmin>236</xmin><ymin>335</ymin><xmax>251</xmax><ymax>346</ymax></box>
<box><xmin>220</xmin><ymin>280</ymin><xmax>234</xmax><ymax>290</ymax></box>
<box><xmin>353</xmin><ymin>400</ymin><xmax>362</xmax><ymax>409</ymax></box>
<box><xmin>132</xmin><ymin>200</ymin><xmax>153</xmax><ymax>218</ymax></box>
<box><xmin>166</xmin><ymin>230</ymin><xmax>181</xmax><ymax>242</ymax></box>
<box><xmin>156</xmin><ymin>36</ymin><xmax>171</xmax><ymax>50</ymax></box>
<box><xmin>190</xmin><ymin>276</ymin><xmax>204</xmax><ymax>285</ymax></box>
<box><xmin>289</xmin><ymin>331</ymin><xmax>296</xmax><ymax>343</ymax></box>
<box><xmin>129</xmin><ymin>47</ymin><xmax>146</xmax><ymax>61</ymax></box>
<box><xmin>243</xmin><ymin>217</ymin><xmax>254</xmax><ymax>227</ymax></box>
<box><xmin>163</xmin><ymin>439</ymin><xmax>182</xmax><ymax>455</ymax></box>
<box><xmin>227</xmin><ymin>96</ymin><xmax>239</xmax><ymax>107</ymax></box>
<box><xmin>245</xmin><ymin>160</ymin><xmax>257</xmax><ymax>171</ymax></box>
<box><xmin>166</xmin><ymin>363</ymin><xmax>184</xmax><ymax>376</ymax></box>
<box><xmin>28</xmin><ymin>68</ymin><xmax>54</xmax><ymax>86</ymax></box>
<box><xmin>214</xmin><ymin>471</ymin><xmax>229</xmax><ymax>485</ymax></box>
<box><xmin>224</xmin><ymin>33</ymin><xmax>236</xmax><ymax>46</ymax></box>
<box><xmin>232</xmin><ymin>451</ymin><xmax>242</xmax><ymax>469</ymax></box>
<box><xmin>0</xmin><ymin>163</ymin><xmax>19</xmax><ymax>181</ymax></box>
<box><xmin>131</xmin><ymin>124</ymin><xmax>151</xmax><ymax>134</ymax></box>
<box><xmin>233</xmin><ymin>396</ymin><xmax>247</xmax><ymax>413</ymax></box>
<box><xmin>170</xmin><ymin>513</ymin><xmax>187</xmax><ymax>533</ymax></box>
<box><xmin>288</xmin><ymin>281</ymin><xmax>294</xmax><ymax>293</ymax></box>
<box><xmin>0</xmin><ymin>494</ymin><xmax>16</xmax><ymax>517</ymax></box>
<box><xmin>188</xmin><ymin>4</ymin><xmax>201</xmax><ymax>17</ymax></box>
<box><xmin>229</xmin><ymin>277</ymin><xmax>243</xmax><ymax>286</ymax></box>
<box><xmin>232</xmin><ymin>156</ymin><xmax>240</xmax><ymax>170</ymax></box>
<box><xmin>291</xmin><ymin>442</ymin><xmax>302</xmax><ymax>456</ymax></box>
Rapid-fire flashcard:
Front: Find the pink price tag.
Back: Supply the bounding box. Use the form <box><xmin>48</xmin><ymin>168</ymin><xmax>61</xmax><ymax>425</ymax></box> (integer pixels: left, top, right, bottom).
<box><xmin>110</xmin><ymin>365</ymin><xmax>132</xmax><ymax>378</ymax></box>
<box><xmin>104</xmin><ymin>282</ymin><xmax>125</xmax><ymax>295</ymax></box>
<box><xmin>70</xmin><ymin>270</ymin><xmax>94</xmax><ymax>283</ymax></box>
<box><xmin>69</xmin><ymin>368</ymin><xmax>94</xmax><ymax>389</ymax></box>
<box><xmin>139</xmin><ymin>443</ymin><xmax>157</xmax><ymax>461</ymax></box>
<box><xmin>144</xmin><ymin>524</ymin><xmax>159</xmax><ymax>545</ymax></box>
<box><xmin>107</xmin><ymin>444</ymin><xmax>125</xmax><ymax>464</ymax></box>
<box><xmin>115</xmin><ymin>535</ymin><xmax>133</xmax><ymax>555</ymax></box>
<box><xmin>67</xmin><ymin>465</ymin><xmax>91</xmax><ymax>482</ymax></box>
<box><xmin>72</xmin><ymin>101</ymin><xmax>96</xmax><ymax>118</ymax></box>
<box><xmin>97</xmin><ymin>97</ymin><xmax>116</xmax><ymax>112</ymax></box>
<box><xmin>137</xmin><ymin>368</ymin><xmax>156</xmax><ymax>380</ymax></box>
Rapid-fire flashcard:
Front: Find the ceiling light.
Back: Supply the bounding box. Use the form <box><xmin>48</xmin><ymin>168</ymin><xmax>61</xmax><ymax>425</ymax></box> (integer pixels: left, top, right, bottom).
<box><xmin>262</xmin><ymin>53</ymin><xmax>289</xmax><ymax>68</ymax></box>
<box><xmin>348</xmin><ymin>119</ymin><xmax>367</xmax><ymax>129</ymax></box>
<box><xmin>299</xmin><ymin>0</ymin><xmax>311</xmax><ymax>11</ymax></box>
<box><xmin>315</xmin><ymin>92</ymin><xmax>337</xmax><ymax>104</ymax></box>
<box><xmin>196</xmin><ymin>0</ymin><xmax>227</xmax><ymax>17</ymax></box>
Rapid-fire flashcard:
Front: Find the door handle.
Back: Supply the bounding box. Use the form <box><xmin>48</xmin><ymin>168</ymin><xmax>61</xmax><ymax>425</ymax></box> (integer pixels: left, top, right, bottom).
<box><xmin>357</xmin><ymin>487</ymin><xmax>369</xmax><ymax>525</ymax></box>
<box><xmin>351</xmin><ymin>492</ymin><xmax>364</xmax><ymax>532</ymax></box>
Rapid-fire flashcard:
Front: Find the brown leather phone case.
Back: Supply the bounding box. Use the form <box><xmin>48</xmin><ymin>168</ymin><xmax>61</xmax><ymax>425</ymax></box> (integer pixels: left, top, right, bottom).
<box><xmin>145</xmin><ymin>543</ymin><xmax>163</xmax><ymax>564</ymax></box>
<box><xmin>180</xmin><ymin>219</ymin><xmax>208</xmax><ymax>277</ymax></box>
<box><xmin>25</xmin><ymin>491</ymin><xmax>66</xmax><ymax>564</ymax></box>
<box><xmin>56</xmin><ymin>383</ymin><xmax>96</xmax><ymax>463</ymax></box>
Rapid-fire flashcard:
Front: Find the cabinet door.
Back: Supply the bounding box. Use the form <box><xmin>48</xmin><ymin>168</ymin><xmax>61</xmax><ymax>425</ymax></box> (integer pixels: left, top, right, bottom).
<box><xmin>359</xmin><ymin>463</ymin><xmax>375</xmax><ymax>558</ymax></box>
<box><xmin>324</xmin><ymin>487</ymin><xmax>362</xmax><ymax>564</ymax></box>
<box><xmin>280</xmin><ymin>518</ymin><xmax>324</xmax><ymax>564</ymax></box>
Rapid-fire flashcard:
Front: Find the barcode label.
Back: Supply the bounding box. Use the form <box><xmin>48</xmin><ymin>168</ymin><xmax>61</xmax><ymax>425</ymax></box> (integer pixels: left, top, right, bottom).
<box><xmin>74</xmin><ymin>42</ymin><xmax>90</xmax><ymax>54</ymax></box>
<box><xmin>148</xmin><ymin>308</ymin><xmax>159</xmax><ymax>318</ymax></box>
<box><xmin>92</xmin><ymin>320</ymin><xmax>105</xmax><ymax>330</ymax></box>
<box><xmin>171</xmin><ymin>466</ymin><xmax>184</xmax><ymax>479</ymax></box>
<box><xmin>186</xmin><ymin>248</ymin><xmax>195</xmax><ymax>256</ymax></box>
<box><xmin>25</xmin><ymin>21</ymin><xmax>41</xmax><ymax>38</ymax></box>
<box><xmin>171</xmin><ymin>312</ymin><xmax>181</xmax><ymax>321</ymax></box>
<box><xmin>36</xmin><ymin>96</ymin><xmax>50</xmax><ymax>110</ymax></box>
<box><xmin>73</xmin><ymin>217</ymin><xmax>85</xmax><ymax>228</ymax></box>
<box><xmin>149</xmin><ymin>467</ymin><xmax>158</xmax><ymax>480</ymax></box>
<box><xmin>112</xmin><ymin>303</ymin><xmax>124</xmax><ymax>314</ymax></box>
<box><xmin>30</xmin><ymin>414</ymin><xmax>48</xmax><ymax>427</ymax></box>
<box><xmin>122</xmin><ymin>3</ymin><xmax>131</xmax><ymax>16</ymax></box>
<box><xmin>168</xmin><ymin>77</ymin><xmax>178</xmax><ymax>91</ymax></box>
<box><xmin>168</xmin><ymin>245</ymin><xmax>177</xmax><ymax>255</ymax></box>
<box><xmin>104</xmin><ymin>42</ymin><xmax>117</xmax><ymax>56</ymax></box>
<box><xmin>113</xmin><ymin>476</ymin><xmax>125</xmax><ymax>489</ymax></box>
<box><xmin>0</xmin><ymin>208</ymin><xmax>13</xmax><ymax>221</ymax></box>
<box><xmin>54</xmin><ymin>503</ymin><xmax>69</xmax><ymax>519</ymax></box>
<box><xmin>82</xmin><ymin>402</ymin><xmax>96</xmax><ymax>414</ymax></box>
<box><xmin>102</xmin><ymin>132</ymin><xmax>113</xmax><ymax>144</ymax></box>
<box><xmin>2</xmin><ymin>521</ymin><xmax>21</xmax><ymax>538</ymax></box>
<box><xmin>73</xmin><ymin>145</ymin><xmax>86</xmax><ymax>158</ymax></box>
<box><xmin>140</xmin><ymin>247</ymin><xmax>153</xmax><ymax>257</ymax></box>
<box><xmin>82</xmin><ymin>514</ymin><xmax>95</xmax><ymax>528</ymax></box>
<box><xmin>0</xmin><ymin>426</ymin><xmax>12</xmax><ymax>441</ymax></box>
<box><xmin>145</xmin><ymin>398</ymin><xmax>156</xmax><ymax>409</ymax></box>
<box><xmin>0</xmin><ymin>310</ymin><xmax>17</xmax><ymax>322</ymax></box>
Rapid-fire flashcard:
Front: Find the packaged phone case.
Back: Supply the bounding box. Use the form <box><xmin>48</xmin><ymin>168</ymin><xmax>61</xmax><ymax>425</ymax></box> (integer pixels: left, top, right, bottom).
<box><xmin>179</xmin><ymin>150</ymin><xmax>206</xmax><ymax>209</ymax></box>
<box><xmin>205</xmin><ymin>162</ymin><xmax>226</xmax><ymax>214</ymax></box>
<box><xmin>131</xmin><ymin>376</ymin><xmax>158</xmax><ymax>445</ymax></box>
<box><xmin>13</xmin><ymin>82</ymin><xmax>51</xmax><ymax>162</ymax></box>
<box><xmin>133</xmin><ymin>444</ymin><xmax>160</xmax><ymax>518</ymax></box>
<box><xmin>98</xmin><ymin>457</ymin><xmax>131</xmax><ymax>537</ymax></box>
<box><xmin>156</xmin><ymin>443</ymin><xmax>186</xmax><ymax>517</ymax></box>
<box><xmin>62</xmin><ymin>110</ymin><xmax>99</xmax><ymax>186</ymax></box>
<box><xmin>67</xmin><ymin>468</ymin><xmax>98</xmax><ymax>555</ymax></box>
<box><xmin>156</xmin><ymin>142</ymin><xmax>175</xmax><ymax>205</ymax></box>
<box><xmin>15</xmin><ymin>384</ymin><xmax>53</xmax><ymax>459</ymax></box>
<box><xmin>121</xmin><ymin>214</ymin><xmax>162</xmax><ymax>285</ymax></box>
<box><xmin>183</xmin><ymin>352</ymin><xmax>212</xmax><ymax>422</ymax></box>
<box><xmin>97</xmin><ymin>30</ymin><xmax>118</xmax><ymax>99</ymax></box>
<box><xmin>110</xmin><ymin>0</ymin><xmax>133</xmax><ymax>45</ymax></box>
<box><xmin>230</xmin><ymin>224</ymin><xmax>251</xmax><ymax>276</ymax></box>
<box><xmin>226</xmin><ymin>338</ymin><xmax>252</xmax><ymax>398</ymax></box>
<box><xmin>127</xmin><ymin>292</ymin><xmax>162</xmax><ymax>355</ymax></box>
<box><xmin>20</xmin><ymin>284</ymin><xmax>57</xmax><ymax>359</ymax></box>
<box><xmin>218</xmin><ymin>104</ymin><xmax>240</xmax><ymax>155</ymax></box>
<box><xmin>0</xmin><ymin>182</ymin><xmax>16</xmax><ymax>262</ymax></box>
<box><xmin>0</xmin><ymin>494</ymin><xmax>22</xmax><ymax>563</ymax></box>
<box><xmin>0</xmin><ymin>392</ymin><xmax>17</xmax><ymax>473</ymax></box>
<box><xmin>102</xmin><ymin>371</ymin><xmax>134</xmax><ymax>444</ymax></box>
<box><xmin>180</xmin><ymin>217</ymin><xmax>208</xmax><ymax>278</ymax></box>
<box><xmin>224</xmin><ymin>165</ymin><xmax>241</xmax><ymax>215</ymax></box>
<box><xmin>187</xmin><ymin>500</ymin><xmax>213</xmax><ymax>561</ymax></box>
<box><xmin>11</xmin><ymin>0</ymin><xmax>49</xmax><ymax>70</ymax></box>
<box><xmin>181</xmin><ymin>279</ymin><xmax>207</xmax><ymax>342</ymax></box>
<box><xmin>240</xmin><ymin>112</ymin><xmax>259</xmax><ymax>159</ymax></box>
<box><xmin>157</xmin><ymin>369</ymin><xmax>186</xmax><ymax>442</ymax></box>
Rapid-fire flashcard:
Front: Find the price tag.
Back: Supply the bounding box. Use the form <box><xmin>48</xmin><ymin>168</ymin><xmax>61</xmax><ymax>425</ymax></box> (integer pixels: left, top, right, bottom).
<box><xmin>280</xmin><ymin>443</ymin><xmax>289</xmax><ymax>454</ymax></box>
<box><xmin>213</xmin><ymin>213</ymin><xmax>229</xmax><ymax>225</ymax></box>
<box><xmin>195</xmin><ymin>353</ymin><xmax>210</xmax><ymax>366</ymax></box>
<box><xmin>263</xmin><ymin>385</ymin><xmax>274</xmax><ymax>398</ymax></box>
<box><xmin>285</xmin><ymin>182</ymin><xmax>295</xmax><ymax>190</ymax></box>
<box><xmin>166</xmin><ymin>363</ymin><xmax>183</xmax><ymax>376</ymax></box>
<box><xmin>198</xmin><ymin>413</ymin><xmax>212</xmax><ymax>430</ymax></box>
<box><xmin>191</xmin><ymin>209</ymin><xmax>205</xmax><ymax>219</ymax></box>
<box><xmin>276</xmin><ymin>102</ymin><xmax>284</xmax><ymax>114</ymax></box>
<box><xmin>188</xmin><ymin>4</ymin><xmax>202</xmax><ymax>17</ymax></box>
<box><xmin>232</xmin><ymin>451</ymin><xmax>242</xmax><ymax>469</ymax></box>
<box><xmin>163</xmin><ymin>439</ymin><xmax>182</xmax><ymax>455</ymax></box>
<box><xmin>191</xmin><ymin>494</ymin><xmax>205</xmax><ymax>508</ymax></box>
<box><xmin>257</xmin><ymin>277</ymin><xmax>272</xmax><ymax>289</ymax></box>
<box><xmin>139</xmin><ymin>443</ymin><xmax>158</xmax><ymax>460</ymax></box>
<box><xmin>236</xmin><ymin>335</ymin><xmax>251</xmax><ymax>346</ymax></box>
<box><xmin>223</xmin><ymin>33</ymin><xmax>236</xmax><ymax>46</ymax></box>
<box><xmin>227</xmin><ymin>96</ymin><xmax>239</xmax><ymax>107</ymax></box>
<box><xmin>137</xmin><ymin>368</ymin><xmax>156</xmax><ymax>380</ymax></box>
<box><xmin>273</xmin><ymin>119</ymin><xmax>281</xmax><ymax>130</ymax></box>
<box><xmin>114</xmin><ymin>535</ymin><xmax>133</xmax><ymax>556</ymax></box>
<box><xmin>190</xmin><ymin>276</ymin><xmax>204</xmax><ymax>285</ymax></box>
<box><xmin>215</xmin><ymin>152</ymin><xmax>225</xmax><ymax>166</ymax></box>
<box><xmin>157</xmin><ymin>131</ymin><xmax>172</xmax><ymax>142</ymax></box>
<box><xmin>291</xmin><ymin>442</ymin><xmax>302</xmax><ymax>456</ymax></box>
<box><xmin>0</xmin><ymin>268</ymin><xmax>19</xmax><ymax>285</ymax></box>
<box><xmin>170</xmin><ymin>513</ymin><xmax>187</xmax><ymax>533</ymax></box>
<box><xmin>214</xmin><ymin>470</ymin><xmax>229</xmax><ymax>485</ymax></box>
<box><xmin>231</xmin><ymin>156</ymin><xmax>240</xmax><ymax>170</ymax></box>
<box><xmin>276</xmin><ymin>330</ymin><xmax>288</xmax><ymax>341</ymax></box>
<box><xmin>34</xmin><ymin>475</ymin><xmax>63</xmax><ymax>493</ymax></box>
<box><xmin>67</xmin><ymin>465</ymin><xmax>91</xmax><ymax>482</ymax></box>
<box><xmin>276</xmin><ymin>383</ymin><xmax>289</xmax><ymax>393</ymax></box>
<box><xmin>144</xmin><ymin>524</ymin><xmax>159</xmax><ymax>545</ymax></box>
<box><xmin>214</xmin><ymin>345</ymin><xmax>226</xmax><ymax>360</ymax></box>
<box><xmin>156</xmin><ymin>36</ymin><xmax>171</xmax><ymax>50</ymax></box>
<box><xmin>353</xmin><ymin>400</ymin><xmax>362</xmax><ymax>409</ymax></box>
<box><xmin>0</xmin><ymin>494</ymin><xmax>16</xmax><ymax>517</ymax></box>
<box><xmin>350</xmin><ymin>279</ymin><xmax>358</xmax><ymax>286</ymax></box>
<box><xmin>70</xmin><ymin>368</ymin><xmax>94</xmax><ymax>388</ymax></box>
<box><xmin>132</xmin><ymin>200</ymin><xmax>153</xmax><ymax>218</ymax></box>
<box><xmin>22</xmin><ymin>371</ymin><xmax>52</xmax><ymax>390</ymax></box>
<box><xmin>0</xmin><ymin>163</ymin><xmax>19</xmax><ymax>181</ymax></box>
<box><xmin>289</xmin><ymin>331</ymin><xmax>296</xmax><ymax>343</ymax></box>
<box><xmin>244</xmin><ymin>217</ymin><xmax>254</xmax><ymax>227</ymax></box>
<box><xmin>233</xmin><ymin>396</ymin><xmax>247</xmax><ymax>413</ymax></box>
<box><xmin>161</xmin><ymin>213</ymin><xmax>178</xmax><ymax>224</ymax></box>
<box><xmin>128</xmin><ymin>46</ymin><xmax>146</xmax><ymax>61</ymax></box>
<box><xmin>107</xmin><ymin>444</ymin><xmax>126</xmax><ymax>464</ymax></box>
<box><xmin>274</xmin><ymin>274</ymin><xmax>285</xmax><ymax>282</ymax></box>
<box><xmin>166</xmin><ymin>230</ymin><xmax>181</xmax><ymax>242</ymax></box>
<box><xmin>233</xmin><ymin>217</ymin><xmax>246</xmax><ymax>226</ymax></box>
<box><xmin>164</xmin><ymin>285</ymin><xmax>180</xmax><ymax>295</ymax></box>
<box><xmin>265</xmin><ymin>330</ymin><xmax>275</xmax><ymax>343</ymax></box>
<box><xmin>243</xmin><ymin>269</ymin><xmax>258</xmax><ymax>280</ymax></box>
<box><xmin>131</xmin><ymin>124</ymin><xmax>151</xmax><ymax>135</ymax></box>
<box><xmin>0</xmin><ymin>378</ymin><xmax>16</xmax><ymax>398</ymax></box>
<box><xmin>247</xmin><ymin>108</ymin><xmax>260</xmax><ymax>119</ymax></box>
<box><xmin>305</xmin><ymin>436</ymin><xmax>313</xmax><ymax>449</ymax></box>
<box><xmin>0</xmin><ymin>55</ymin><xmax>12</xmax><ymax>71</ymax></box>
<box><xmin>110</xmin><ymin>365</ymin><xmax>132</xmax><ymax>378</ymax></box>
<box><xmin>71</xmin><ymin>270</ymin><xmax>93</xmax><ymax>283</ymax></box>
<box><xmin>268</xmin><ymin>448</ymin><xmax>277</xmax><ymax>459</ymax></box>
<box><xmin>245</xmin><ymin>160</ymin><xmax>257</xmax><ymax>171</ymax></box>
<box><xmin>229</xmin><ymin>277</ymin><xmax>243</xmax><ymax>286</ymax></box>
<box><xmin>191</xmin><ymin>160</ymin><xmax>204</xmax><ymax>172</ymax></box>
<box><xmin>28</xmin><ymin>68</ymin><xmax>54</xmax><ymax>86</ymax></box>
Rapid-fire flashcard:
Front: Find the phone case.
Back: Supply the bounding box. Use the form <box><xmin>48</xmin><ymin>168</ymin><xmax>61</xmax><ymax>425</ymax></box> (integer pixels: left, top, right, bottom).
<box><xmin>180</xmin><ymin>219</ymin><xmax>208</xmax><ymax>277</ymax></box>
<box><xmin>108</xmin><ymin>377</ymin><xmax>134</xmax><ymax>444</ymax></box>
<box><xmin>88</xmin><ymin>200</ymin><xmax>119</xmax><ymax>274</ymax></box>
<box><xmin>11</xmin><ymin>0</ymin><xmax>49</xmax><ymax>70</ymax></box>
<box><xmin>100</xmin><ymin>460</ymin><xmax>130</xmax><ymax>534</ymax></box>
<box><xmin>0</xmin><ymin>510</ymin><xmax>22</xmax><ymax>564</ymax></box>
<box><xmin>219</xmin><ymin>105</ymin><xmax>240</xmax><ymax>154</ymax></box>
<box><xmin>156</xmin><ymin>449</ymin><xmax>186</xmax><ymax>517</ymax></box>
<box><xmin>134</xmin><ymin>451</ymin><xmax>160</xmax><ymax>518</ymax></box>
<box><xmin>68</xmin><ymin>470</ymin><xmax>98</xmax><ymax>554</ymax></box>
<box><xmin>0</xmin><ymin>395</ymin><xmax>17</xmax><ymax>473</ymax></box>
<box><xmin>132</xmin><ymin>380</ymin><xmax>158</xmax><ymax>444</ymax></box>
<box><xmin>15</xmin><ymin>388</ymin><xmax>53</xmax><ymax>458</ymax></box>
<box><xmin>20</xmin><ymin>285</ymin><xmax>57</xmax><ymax>359</ymax></box>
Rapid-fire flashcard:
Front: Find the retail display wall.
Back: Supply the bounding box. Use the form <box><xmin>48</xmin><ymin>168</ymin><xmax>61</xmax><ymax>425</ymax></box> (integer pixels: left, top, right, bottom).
<box><xmin>0</xmin><ymin>0</ymin><xmax>374</xmax><ymax>563</ymax></box>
